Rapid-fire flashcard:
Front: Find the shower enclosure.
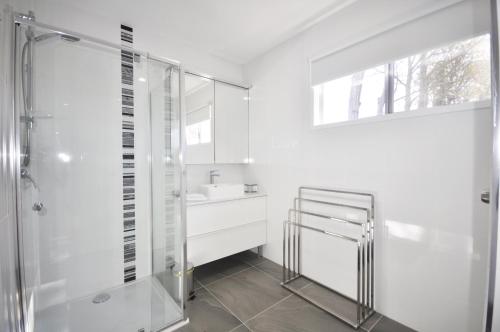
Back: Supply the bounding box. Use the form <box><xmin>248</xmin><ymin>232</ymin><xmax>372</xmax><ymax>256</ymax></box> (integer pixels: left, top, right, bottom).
<box><xmin>12</xmin><ymin>13</ymin><xmax>187</xmax><ymax>332</ymax></box>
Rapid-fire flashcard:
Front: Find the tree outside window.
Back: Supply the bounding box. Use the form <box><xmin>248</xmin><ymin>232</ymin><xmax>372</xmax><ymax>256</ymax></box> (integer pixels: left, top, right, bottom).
<box><xmin>313</xmin><ymin>34</ymin><xmax>491</xmax><ymax>126</ymax></box>
<box><xmin>393</xmin><ymin>34</ymin><xmax>490</xmax><ymax>112</ymax></box>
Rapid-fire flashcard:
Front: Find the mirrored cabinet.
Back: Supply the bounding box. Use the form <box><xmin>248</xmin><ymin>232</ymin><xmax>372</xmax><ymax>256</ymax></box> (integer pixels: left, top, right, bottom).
<box><xmin>185</xmin><ymin>74</ymin><xmax>215</xmax><ymax>164</ymax></box>
<box><xmin>214</xmin><ymin>81</ymin><xmax>249</xmax><ymax>163</ymax></box>
<box><xmin>185</xmin><ymin>73</ymin><xmax>249</xmax><ymax>164</ymax></box>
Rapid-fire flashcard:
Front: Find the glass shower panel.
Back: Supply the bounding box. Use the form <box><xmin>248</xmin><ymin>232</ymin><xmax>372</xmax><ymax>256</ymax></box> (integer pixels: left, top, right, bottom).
<box><xmin>14</xmin><ymin>22</ymin><xmax>184</xmax><ymax>332</ymax></box>
<box><xmin>148</xmin><ymin>58</ymin><xmax>185</xmax><ymax>330</ymax></box>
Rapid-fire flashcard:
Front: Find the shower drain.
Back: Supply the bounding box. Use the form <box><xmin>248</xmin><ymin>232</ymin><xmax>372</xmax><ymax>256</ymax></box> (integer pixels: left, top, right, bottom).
<box><xmin>92</xmin><ymin>293</ymin><xmax>111</xmax><ymax>304</ymax></box>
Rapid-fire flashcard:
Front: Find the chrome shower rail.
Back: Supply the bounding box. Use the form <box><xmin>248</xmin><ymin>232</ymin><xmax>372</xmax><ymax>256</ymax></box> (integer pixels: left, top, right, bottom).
<box><xmin>14</xmin><ymin>13</ymin><xmax>180</xmax><ymax>67</ymax></box>
<box><xmin>282</xmin><ymin>186</ymin><xmax>375</xmax><ymax>329</ymax></box>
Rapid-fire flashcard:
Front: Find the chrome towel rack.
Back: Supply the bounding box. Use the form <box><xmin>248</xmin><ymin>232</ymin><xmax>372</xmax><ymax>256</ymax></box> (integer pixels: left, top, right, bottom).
<box><xmin>282</xmin><ymin>186</ymin><xmax>375</xmax><ymax>329</ymax></box>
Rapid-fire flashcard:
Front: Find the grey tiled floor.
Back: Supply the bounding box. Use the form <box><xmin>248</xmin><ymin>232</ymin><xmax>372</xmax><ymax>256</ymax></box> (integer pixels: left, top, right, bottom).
<box><xmin>180</xmin><ymin>251</ymin><xmax>416</xmax><ymax>332</ymax></box>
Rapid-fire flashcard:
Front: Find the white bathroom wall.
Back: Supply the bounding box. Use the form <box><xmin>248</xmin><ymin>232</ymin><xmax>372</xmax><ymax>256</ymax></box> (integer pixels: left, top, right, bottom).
<box><xmin>244</xmin><ymin>0</ymin><xmax>492</xmax><ymax>331</ymax></box>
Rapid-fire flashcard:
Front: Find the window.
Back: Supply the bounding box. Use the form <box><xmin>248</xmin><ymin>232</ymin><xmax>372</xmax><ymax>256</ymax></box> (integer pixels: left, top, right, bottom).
<box><xmin>313</xmin><ymin>66</ymin><xmax>386</xmax><ymax>125</ymax></box>
<box><xmin>186</xmin><ymin>104</ymin><xmax>212</xmax><ymax>146</ymax></box>
<box><xmin>393</xmin><ymin>35</ymin><xmax>490</xmax><ymax>112</ymax></box>
<box><xmin>312</xmin><ymin>34</ymin><xmax>490</xmax><ymax>126</ymax></box>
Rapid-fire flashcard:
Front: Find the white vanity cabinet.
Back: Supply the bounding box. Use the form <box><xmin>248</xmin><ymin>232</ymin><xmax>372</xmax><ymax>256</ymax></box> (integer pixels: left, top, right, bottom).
<box><xmin>187</xmin><ymin>195</ymin><xmax>267</xmax><ymax>266</ymax></box>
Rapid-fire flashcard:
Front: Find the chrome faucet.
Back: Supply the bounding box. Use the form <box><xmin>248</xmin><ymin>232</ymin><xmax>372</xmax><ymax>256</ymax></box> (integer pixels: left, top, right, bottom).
<box><xmin>209</xmin><ymin>169</ymin><xmax>220</xmax><ymax>184</ymax></box>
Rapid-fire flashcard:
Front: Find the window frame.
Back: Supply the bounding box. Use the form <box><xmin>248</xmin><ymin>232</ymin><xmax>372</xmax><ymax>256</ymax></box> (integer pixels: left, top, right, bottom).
<box><xmin>308</xmin><ymin>33</ymin><xmax>491</xmax><ymax>129</ymax></box>
<box><xmin>185</xmin><ymin>103</ymin><xmax>213</xmax><ymax>146</ymax></box>
<box><xmin>310</xmin><ymin>99</ymin><xmax>490</xmax><ymax>130</ymax></box>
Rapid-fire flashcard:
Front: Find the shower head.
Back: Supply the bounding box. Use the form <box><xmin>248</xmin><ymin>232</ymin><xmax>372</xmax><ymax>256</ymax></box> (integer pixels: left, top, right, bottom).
<box><xmin>60</xmin><ymin>34</ymin><xmax>80</xmax><ymax>42</ymax></box>
<box><xmin>33</xmin><ymin>32</ymin><xmax>80</xmax><ymax>43</ymax></box>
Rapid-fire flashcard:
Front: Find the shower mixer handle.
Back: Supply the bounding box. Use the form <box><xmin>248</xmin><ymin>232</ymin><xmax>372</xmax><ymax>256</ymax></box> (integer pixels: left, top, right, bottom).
<box><xmin>481</xmin><ymin>190</ymin><xmax>490</xmax><ymax>204</ymax></box>
<box><xmin>20</xmin><ymin>115</ymin><xmax>34</xmax><ymax>128</ymax></box>
<box><xmin>32</xmin><ymin>202</ymin><xmax>44</xmax><ymax>212</ymax></box>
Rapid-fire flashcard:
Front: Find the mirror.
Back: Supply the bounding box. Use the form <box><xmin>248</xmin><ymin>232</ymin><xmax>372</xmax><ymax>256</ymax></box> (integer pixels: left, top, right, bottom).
<box><xmin>184</xmin><ymin>74</ymin><xmax>249</xmax><ymax>164</ymax></box>
<box><xmin>214</xmin><ymin>81</ymin><xmax>249</xmax><ymax>164</ymax></box>
<box><xmin>185</xmin><ymin>73</ymin><xmax>214</xmax><ymax>164</ymax></box>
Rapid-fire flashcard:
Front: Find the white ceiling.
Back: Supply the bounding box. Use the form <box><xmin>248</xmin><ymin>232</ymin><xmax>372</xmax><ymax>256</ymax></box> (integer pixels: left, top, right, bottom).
<box><xmin>42</xmin><ymin>0</ymin><xmax>354</xmax><ymax>64</ymax></box>
<box><xmin>157</xmin><ymin>0</ymin><xmax>354</xmax><ymax>64</ymax></box>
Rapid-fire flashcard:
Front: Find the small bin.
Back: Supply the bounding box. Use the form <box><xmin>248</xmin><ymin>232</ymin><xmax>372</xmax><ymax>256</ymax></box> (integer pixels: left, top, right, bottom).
<box><xmin>172</xmin><ymin>262</ymin><xmax>195</xmax><ymax>301</ymax></box>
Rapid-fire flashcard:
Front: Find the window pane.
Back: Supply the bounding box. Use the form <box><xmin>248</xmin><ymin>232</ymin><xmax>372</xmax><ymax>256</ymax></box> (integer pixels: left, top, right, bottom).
<box><xmin>313</xmin><ymin>65</ymin><xmax>386</xmax><ymax>125</ymax></box>
<box><xmin>186</xmin><ymin>104</ymin><xmax>211</xmax><ymax>146</ymax></box>
<box><xmin>393</xmin><ymin>34</ymin><xmax>490</xmax><ymax>112</ymax></box>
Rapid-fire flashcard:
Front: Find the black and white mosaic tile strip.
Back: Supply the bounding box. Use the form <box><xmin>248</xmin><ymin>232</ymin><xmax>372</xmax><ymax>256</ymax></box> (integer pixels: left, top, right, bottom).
<box><xmin>120</xmin><ymin>24</ymin><xmax>136</xmax><ymax>283</ymax></box>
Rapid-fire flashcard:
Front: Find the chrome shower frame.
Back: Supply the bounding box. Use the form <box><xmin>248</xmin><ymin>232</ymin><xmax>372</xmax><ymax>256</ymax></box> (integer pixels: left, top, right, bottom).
<box><xmin>10</xmin><ymin>12</ymin><xmax>188</xmax><ymax>332</ymax></box>
<box><xmin>486</xmin><ymin>1</ymin><xmax>500</xmax><ymax>331</ymax></box>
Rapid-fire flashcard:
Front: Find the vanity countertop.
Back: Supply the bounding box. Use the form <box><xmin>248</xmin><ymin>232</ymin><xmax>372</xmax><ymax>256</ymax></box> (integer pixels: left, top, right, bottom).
<box><xmin>187</xmin><ymin>193</ymin><xmax>267</xmax><ymax>207</ymax></box>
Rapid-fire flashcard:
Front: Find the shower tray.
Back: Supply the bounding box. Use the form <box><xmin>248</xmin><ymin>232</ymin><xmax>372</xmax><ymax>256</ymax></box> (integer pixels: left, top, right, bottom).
<box><xmin>34</xmin><ymin>276</ymin><xmax>182</xmax><ymax>332</ymax></box>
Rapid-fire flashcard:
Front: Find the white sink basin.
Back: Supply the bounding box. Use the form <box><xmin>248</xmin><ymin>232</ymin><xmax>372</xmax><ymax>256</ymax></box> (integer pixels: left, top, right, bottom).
<box><xmin>200</xmin><ymin>184</ymin><xmax>244</xmax><ymax>200</ymax></box>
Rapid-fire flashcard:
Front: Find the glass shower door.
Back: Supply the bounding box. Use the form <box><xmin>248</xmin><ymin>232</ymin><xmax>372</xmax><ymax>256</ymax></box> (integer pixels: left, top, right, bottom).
<box><xmin>14</xmin><ymin>19</ymin><xmax>185</xmax><ymax>332</ymax></box>
<box><xmin>149</xmin><ymin>58</ymin><xmax>186</xmax><ymax>331</ymax></box>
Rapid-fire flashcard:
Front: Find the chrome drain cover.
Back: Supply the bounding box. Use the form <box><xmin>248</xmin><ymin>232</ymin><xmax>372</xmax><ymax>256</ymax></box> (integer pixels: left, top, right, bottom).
<box><xmin>92</xmin><ymin>293</ymin><xmax>111</xmax><ymax>304</ymax></box>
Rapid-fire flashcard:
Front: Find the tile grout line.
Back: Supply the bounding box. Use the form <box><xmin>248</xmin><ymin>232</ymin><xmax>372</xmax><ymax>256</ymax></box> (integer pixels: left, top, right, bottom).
<box><xmin>366</xmin><ymin>314</ymin><xmax>384</xmax><ymax>332</ymax></box>
<box><xmin>243</xmin><ymin>255</ymin><xmax>313</xmax><ymax>289</ymax></box>
<box><xmin>360</xmin><ymin>313</ymin><xmax>383</xmax><ymax>332</ymax></box>
<box><xmin>196</xmin><ymin>254</ymin><xmax>384</xmax><ymax>332</ymax></box>
<box><xmin>196</xmin><ymin>254</ymin><xmax>280</xmax><ymax>290</ymax></box>
<box><xmin>250</xmin><ymin>263</ymin><xmax>282</xmax><ymax>282</ymax></box>
<box><xmin>242</xmin><ymin>293</ymin><xmax>294</xmax><ymax>325</ymax></box>
<box><xmin>240</xmin><ymin>256</ymin><xmax>319</xmax><ymax>323</ymax></box>
<box><xmin>227</xmin><ymin>324</ymin><xmax>248</xmax><ymax>332</ymax></box>
<box><xmin>197</xmin><ymin>265</ymin><xmax>254</xmax><ymax>288</ymax></box>
<box><xmin>240</xmin><ymin>256</ymin><xmax>285</xmax><ymax>281</ymax></box>
<box><xmin>244</xmin><ymin>254</ymin><xmax>377</xmax><ymax>331</ymax></box>
<box><xmin>194</xmin><ymin>255</ymin><xmax>257</xmax><ymax>286</ymax></box>
<box><xmin>195</xmin><ymin>254</ymin><xmax>290</xmax><ymax>332</ymax></box>
<box><xmin>247</xmin><ymin>261</ymin><xmax>312</xmax><ymax>290</ymax></box>
<box><xmin>198</xmin><ymin>280</ymin><xmax>254</xmax><ymax>332</ymax></box>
